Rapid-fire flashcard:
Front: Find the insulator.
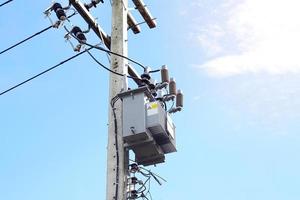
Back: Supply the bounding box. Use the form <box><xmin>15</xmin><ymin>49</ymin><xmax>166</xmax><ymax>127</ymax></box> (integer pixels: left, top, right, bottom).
<box><xmin>129</xmin><ymin>177</ymin><xmax>139</xmax><ymax>184</ymax></box>
<box><xmin>130</xmin><ymin>190</ymin><xmax>138</xmax><ymax>198</ymax></box>
<box><xmin>129</xmin><ymin>163</ymin><xmax>139</xmax><ymax>173</ymax></box>
<box><xmin>176</xmin><ymin>89</ymin><xmax>183</xmax><ymax>108</ymax></box>
<box><xmin>141</xmin><ymin>73</ymin><xmax>151</xmax><ymax>80</ymax></box>
<box><xmin>141</xmin><ymin>67</ymin><xmax>151</xmax><ymax>80</ymax></box>
<box><xmin>52</xmin><ymin>3</ymin><xmax>66</xmax><ymax>20</ymax></box>
<box><xmin>85</xmin><ymin>0</ymin><xmax>103</xmax><ymax>10</ymax></box>
<box><xmin>169</xmin><ymin>77</ymin><xmax>177</xmax><ymax>96</ymax></box>
<box><xmin>148</xmin><ymin>78</ymin><xmax>156</xmax><ymax>90</ymax></box>
<box><xmin>161</xmin><ymin>65</ymin><xmax>169</xmax><ymax>83</ymax></box>
<box><xmin>141</xmin><ymin>68</ymin><xmax>156</xmax><ymax>90</ymax></box>
<box><xmin>71</xmin><ymin>26</ymin><xmax>87</xmax><ymax>42</ymax></box>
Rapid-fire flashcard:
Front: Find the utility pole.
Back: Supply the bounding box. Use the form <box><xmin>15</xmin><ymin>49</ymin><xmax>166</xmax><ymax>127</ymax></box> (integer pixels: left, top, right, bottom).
<box><xmin>106</xmin><ymin>1</ymin><xmax>128</xmax><ymax>200</ymax></box>
<box><xmin>64</xmin><ymin>1</ymin><xmax>173</xmax><ymax>199</ymax></box>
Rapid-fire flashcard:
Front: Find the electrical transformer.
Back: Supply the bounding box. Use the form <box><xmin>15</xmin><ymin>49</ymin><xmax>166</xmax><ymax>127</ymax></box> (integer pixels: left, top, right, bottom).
<box><xmin>118</xmin><ymin>86</ymin><xmax>176</xmax><ymax>166</ymax></box>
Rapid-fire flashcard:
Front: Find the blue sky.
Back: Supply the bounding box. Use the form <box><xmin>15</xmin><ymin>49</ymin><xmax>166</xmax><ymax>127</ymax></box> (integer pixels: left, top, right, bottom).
<box><xmin>1</xmin><ymin>0</ymin><xmax>300</xmax><ymax>200</ymax></box>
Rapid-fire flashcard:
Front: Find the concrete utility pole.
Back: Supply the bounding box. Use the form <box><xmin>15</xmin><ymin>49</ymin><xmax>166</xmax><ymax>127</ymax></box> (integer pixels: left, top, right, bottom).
<box><xmin>106</xmin><ymin>0</ymin><xmax>128</xmax><ymax>200</ymax></box>
<box><xmin>68</xmin><ymin>0</ymin><xmax>156</xmax><ymax>199</ymax></box>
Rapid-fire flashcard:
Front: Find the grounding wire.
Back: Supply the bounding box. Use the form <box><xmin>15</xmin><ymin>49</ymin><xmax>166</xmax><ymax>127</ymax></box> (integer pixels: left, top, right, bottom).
<box><xmin>0</xmin><ymin>13</ymin><xmax>76</xmax><ymax>56</ymax></box>
<box><xmin>110</xmin><ymin>96</ymin><xmax>120</xmax><ymax>200</ymax></box>
<box><xmin>0</xmin><ymin>47</ymin><xmax>92</xmax><ymax>96</ymax></box>
<box><xmin>0</xmin><ymin>0</ymin><xmax>13</xmax><ymax>8</ymax></box>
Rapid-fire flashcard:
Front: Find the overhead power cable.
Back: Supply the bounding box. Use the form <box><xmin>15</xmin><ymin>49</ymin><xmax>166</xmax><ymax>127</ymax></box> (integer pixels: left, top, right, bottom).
<box><xmin>0</xmin><ymin>0</ymin><xmax>13</xmax><ymax>8</ymax></box>
<box><xmin>64</xmin><ymin>26</ymin><xmax>147</xmax><ymax>70</ymax></box>
<box><xmin>0</xmin><ymin>26</ymin><xmax>52</xmax><ymax>56</ymax></box>
<box><xmin>0</xmin><ymin>13</ymin><xmax>76</xmax><ymax>56</ymax></box>
<box><xmin>85</xmin><ymin>42</ymin><xmax>147</xmax><ymax>70</ymax></box>
<box><xmin>0</xmin><ymin>47</ymin><xmax>92</xmax><ymax>96</ymax></box>
<box><xmin>86</xmin><ymin>49</ymin><xmax>142</xmax><ymax>81</ymax></box>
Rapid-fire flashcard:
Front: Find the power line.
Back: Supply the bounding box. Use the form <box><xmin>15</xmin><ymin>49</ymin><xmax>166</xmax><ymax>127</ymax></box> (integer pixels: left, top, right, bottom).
<box><xmin>65</xmin><ymin>26</ymin><xmax>163</xmax><ymax>74</ymax></box>
<box><xmin>64</xmin><ymin>26</ymin><xmax>147</xmax><ymax>70</ymax></box>
<box><xmin>0</xmin><ymin>13</ymin><xmax>76</xmax><ymax>56</ymax></box>
<box><xmin>86</xmin><ymin>49</ymin><xmax>142</xmax><ymax>81</ymax></box>
<box><xmin>0</xmin><ymin>0</ymin><xmax>13</xmax><ymax>8</ymax></box>
<box><xmin>86</xmin><ymin>42</ymin><xmax>147</xmax><ymax>70</ymax></box>
<box><xmin>0</xmin><ymin>47</ymin><xmax>92</xmax><ymax>96</ymax></box>
<box><xmin>0</xmin><ymin>26</ymin><xmax>52</xmax><ymax>56</ymax></box>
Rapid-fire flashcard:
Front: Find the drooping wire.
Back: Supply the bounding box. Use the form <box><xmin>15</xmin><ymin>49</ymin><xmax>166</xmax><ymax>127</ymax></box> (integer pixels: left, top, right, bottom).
<box><xmin>0</xmin><ymin>13</ymin><xmax>76</xmax><ymax>56</ymax></box>
<box><xmin>139</xmin><ymin>166</ymin><xmax>167</xmax><ymax>184</ymax></box>
<box><xmin>0</xmin><ymin>47</ymin><xmax>92</xmax><ymax>96</ymax></box>
<box><xmin>64</xmin><ymin>26</ymin><xmax>147</xmax><ymax>70</ymax></box>
<box><xmin>86</xmin><ymin>49</ymin><xmax>142</xmax><ymax>81</ymax></box>
<box><xmin>85</xmin><ymin>43</ymin><xmax>148</xmax><ymax>70</ymax></box>
<box><xmin>128</xmin><ymin>159</ymin><xmax>167</xmax><ymax>184</ymax></box>
<box><xmin>0</xmin><ymin>0</ymin><xmax>13</xmax><ymax>8</ymax></box>
<box><xmin>128</xmin><ymin>159</ymin><xmax>166</xmax><ymax>199</ymax></box>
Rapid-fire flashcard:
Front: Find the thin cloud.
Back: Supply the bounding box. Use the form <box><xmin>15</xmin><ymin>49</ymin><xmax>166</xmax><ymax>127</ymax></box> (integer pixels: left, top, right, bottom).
<box><xmin>195</xmin><ymin>0</ymin><xmax>300</xmax><ymax>77</ymax></box>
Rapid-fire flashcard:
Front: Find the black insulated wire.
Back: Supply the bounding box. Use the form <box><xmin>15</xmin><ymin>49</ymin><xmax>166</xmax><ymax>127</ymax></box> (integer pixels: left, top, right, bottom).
<box><xmin>0</xmin><ymin>13</ymin><xmax>76</xmax><ymax>56</ymax></box>
<box><xmin>0</xmin><ymin>0</ymin><xmax>13</xmax><ymax>8</ymax></box>
<box><xmin>64</xmin><ymin>26</ymin><xmax>148</xmax><ymax>70</ymax></box>
<box><xmin>0</xmin><ymin>26</ymin><xmax>52</xmax><ymax>56</ymax></box>
<box><xmin>110</xmin><ymin>96</ymin><xmax>120</xmax><ymax>200</ymax></box>
<box><xmin>86</xmin><ymin>50</ymin><xmax>142</xmax><ymax>81</ymax></box>
<box><xmin>0</xmin><ymin>47</ymin><xmax>92</xmax><ymax>96</ymax></box>
<box><xmin>149</xmin><ymin>69</ymin><xmax>160</xmax><ymax>73</ymax></box>
<box><xmin>87</xmin><ymin>43</ymin><xmax>146</xmax><ymax>70</ymax></box>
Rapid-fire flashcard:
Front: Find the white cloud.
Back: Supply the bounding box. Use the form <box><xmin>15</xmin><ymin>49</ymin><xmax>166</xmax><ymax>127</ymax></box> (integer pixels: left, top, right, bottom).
<box><xmin>196</xmin><ymin>0</ymin><xmax>300</xmax><ymax>77</ymax></box>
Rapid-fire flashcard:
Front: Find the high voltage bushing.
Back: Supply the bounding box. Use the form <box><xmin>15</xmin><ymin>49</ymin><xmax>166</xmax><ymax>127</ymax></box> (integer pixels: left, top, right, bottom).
<box><xmin>161</xmin><ymin>65</ymin><xmax>169</xmax><ymax>83</ymax></box>
<box><xmin>169</xmin><ymin>89</ymin><xmax>183</xmax><ymax>114</ymax></box>
<box><xmin>169</xmin><ymin>77</ymin><xmax>177</xmax><ymax>96</ymax></box>
<box><xmin>176</xmin><ymin>89</ymin><xmax>183</xmax><ymax>108</ymax></box>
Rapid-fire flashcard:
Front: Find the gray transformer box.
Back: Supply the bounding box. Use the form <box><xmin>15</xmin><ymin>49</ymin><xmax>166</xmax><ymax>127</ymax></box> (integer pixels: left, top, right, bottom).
<box><xmin>118</xmin><ymin>87</ymin><xmax>176</xmax><ymax>166</ymax></box>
